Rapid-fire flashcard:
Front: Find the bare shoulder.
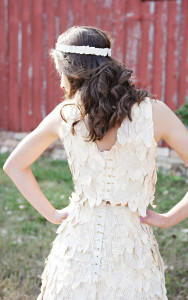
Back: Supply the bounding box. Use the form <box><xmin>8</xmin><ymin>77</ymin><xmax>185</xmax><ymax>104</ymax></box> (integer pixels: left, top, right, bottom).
<box><xmin>35</xmin><ymin>102</ymin><xmax>65</xmax><ymax>141</ymax></box>
<box><xmin>150</xmin><ymin>98</ymin><xmax>172</xmax><ymax>115</ymax></box>
<box><xmin>150</xmin><ymin>98</ymin><xmax>188</xmax><ymax>166</ymax></box>
<box><xmin>42</xmin><ymin>102</ymin><xmax>63</xmax><ymax>126</ymax></box>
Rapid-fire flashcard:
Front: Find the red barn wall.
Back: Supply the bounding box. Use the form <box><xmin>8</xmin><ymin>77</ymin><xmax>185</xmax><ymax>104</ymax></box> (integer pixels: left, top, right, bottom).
<box><xmin>0</xmin><ymin>0</ymin><xmax>187</xmax><ymax>147</ymax></box>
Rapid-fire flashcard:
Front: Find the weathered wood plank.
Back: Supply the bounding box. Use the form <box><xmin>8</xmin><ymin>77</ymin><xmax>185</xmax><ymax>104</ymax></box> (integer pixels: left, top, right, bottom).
<box><xmin>0</xmin><ymin>0</ymin><xmax>9</xmax><ymax>130</ymax></box>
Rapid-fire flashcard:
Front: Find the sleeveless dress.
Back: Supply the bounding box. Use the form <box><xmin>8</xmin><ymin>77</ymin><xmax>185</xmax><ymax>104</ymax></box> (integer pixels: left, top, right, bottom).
<box><xmin>37</xmin><ymin>96</ymin><xmax>168</xmax><ymax>300</ymax></box>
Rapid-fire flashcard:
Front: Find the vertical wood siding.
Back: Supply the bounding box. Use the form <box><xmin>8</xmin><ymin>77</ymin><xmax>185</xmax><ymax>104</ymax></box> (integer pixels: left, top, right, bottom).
<box><xmin>0</xmin><ymin>0</ymin><xmax>187</xmax><ymax>147</ymax></box>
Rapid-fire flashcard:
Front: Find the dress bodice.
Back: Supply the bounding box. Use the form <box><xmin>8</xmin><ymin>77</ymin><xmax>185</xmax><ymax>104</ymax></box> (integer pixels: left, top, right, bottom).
<box><xmin>60</xmin><ymin>96</ymin><xmax>158</xmax><ymax>217</ymax></box>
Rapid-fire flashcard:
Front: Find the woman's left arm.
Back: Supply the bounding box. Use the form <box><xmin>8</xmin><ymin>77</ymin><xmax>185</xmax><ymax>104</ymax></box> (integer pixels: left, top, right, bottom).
<box><xmin>3</xmin><ymin>103</ymin><xmax>67</xmax><ymax>224</ymax></box>
<box><xmin>141</xmin><ymin>100</ymin><xmax>188</xmax><ymax>228</ymax></box>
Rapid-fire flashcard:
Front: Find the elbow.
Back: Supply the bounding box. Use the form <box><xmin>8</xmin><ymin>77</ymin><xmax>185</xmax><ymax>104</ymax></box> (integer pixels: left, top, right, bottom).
<box><xmin>3</xmin><ymin>160</ymin><xmax>29</xmax><ymax>176</ymax></box>
<box><xmin>3</xmin><ymin>159</ymin><xmax>19</xmax><ymax>177</ymax></box>
<box><xmin>3</xmin><ymin>161</ymin><xmax>13</xmax><ymax>176</ymax></box>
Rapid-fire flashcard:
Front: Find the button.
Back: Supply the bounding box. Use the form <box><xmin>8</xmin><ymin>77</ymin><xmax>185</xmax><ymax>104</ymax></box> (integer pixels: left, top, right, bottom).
<box><xmin>102</xmin><ymin>173</ymin><xmax>112</xmax><ymax>176</ymax></box>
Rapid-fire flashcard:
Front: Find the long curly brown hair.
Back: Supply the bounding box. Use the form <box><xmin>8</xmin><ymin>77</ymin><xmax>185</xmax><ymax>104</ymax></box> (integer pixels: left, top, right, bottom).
<box><xmin>49</xmin><ymin>25</ymin><xmax>157</xmax><ymax>142</ymax></box>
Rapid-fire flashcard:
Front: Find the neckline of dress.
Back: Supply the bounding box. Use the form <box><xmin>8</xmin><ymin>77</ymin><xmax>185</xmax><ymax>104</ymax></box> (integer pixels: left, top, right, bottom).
<box><xmin>68</xmin><ymin>98</ymin><xmax>125</xmax><ymax>154</ymax></box>
<box><xmin>82</xmin><ymin>117</ymin><xmax>124</xmax><ymax>154</ymax></box>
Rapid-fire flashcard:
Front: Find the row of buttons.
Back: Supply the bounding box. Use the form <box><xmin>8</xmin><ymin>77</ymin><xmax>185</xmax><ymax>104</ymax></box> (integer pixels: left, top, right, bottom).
<box><xmin>91</xmin><ymin>206</ymin><xmax>107</xmax><ymax>282</ymax></box>
<box><xmin>91</xmin><ymin>157</ymin><xmax>114</xmax><ymax>281</ymax></box>
<box><xmin>102</xmin><ymin>157</ymin><xmax>115</xmax><ymax>196</ymax></box>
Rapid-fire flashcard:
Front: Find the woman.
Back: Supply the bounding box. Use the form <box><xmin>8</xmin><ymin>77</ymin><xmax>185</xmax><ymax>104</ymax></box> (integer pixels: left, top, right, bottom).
<box><xmin>3</xmin><ymin>25</ymin><xmax>188</xmax><ymax>299</ymax></box>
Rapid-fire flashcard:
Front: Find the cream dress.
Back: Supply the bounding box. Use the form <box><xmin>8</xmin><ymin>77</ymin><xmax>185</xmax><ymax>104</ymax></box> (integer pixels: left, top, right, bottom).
<box><xmin>37</xmin><ymin>97</ymin><xmax>168</xmax><ymax>299</ymax></box>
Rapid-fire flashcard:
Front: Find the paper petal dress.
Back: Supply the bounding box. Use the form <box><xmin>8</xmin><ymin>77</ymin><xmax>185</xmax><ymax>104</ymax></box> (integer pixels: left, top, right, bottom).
<box><xmin>37</xmin><ymin>97</ymin><xmax>168</xmax><ymax>299</ymax></box>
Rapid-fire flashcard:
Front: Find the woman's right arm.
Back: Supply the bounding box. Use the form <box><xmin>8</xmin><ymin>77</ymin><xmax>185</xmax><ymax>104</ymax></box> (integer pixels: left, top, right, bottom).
<box><xmin>3</xmin><ymin>103</ymin><xmax>68</xmax><ymax>224</ymax></box>
<box><xmin>152</xmin><ymin>100</ymin><xmax>188</xmax><ymax>228</ymax></box>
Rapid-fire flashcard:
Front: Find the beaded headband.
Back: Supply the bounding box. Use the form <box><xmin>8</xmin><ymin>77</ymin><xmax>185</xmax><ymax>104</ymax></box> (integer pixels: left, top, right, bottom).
<box><xmin>55</xmin><ymin>43</ymin><xmax>111</xmax><ymax>57</ymax></box>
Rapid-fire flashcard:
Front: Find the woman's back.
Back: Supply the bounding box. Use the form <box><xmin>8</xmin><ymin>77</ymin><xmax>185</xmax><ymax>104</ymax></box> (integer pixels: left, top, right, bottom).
<box><xmin>59</xmin><ymin>96</ymin><xmax>158</xmax><ymax>216</ymax></box>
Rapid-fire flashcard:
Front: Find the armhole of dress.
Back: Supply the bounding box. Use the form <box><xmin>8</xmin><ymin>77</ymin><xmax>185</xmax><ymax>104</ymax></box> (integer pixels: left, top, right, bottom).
<box><xmin>146</xmin><ymin>97</ymin><xmax>158</xmax><ymax>210</ymax></box>
<box><xmin>147</xmin><ymin>97</ymin><xmax>158</xmax><ymax>147</ymax></box>
<box><xmin>59</xmin><ymin>104</ymin><xmax>73</xmax><ymax>144</ymax></box>
<box><xmin>60</xmin><ymin>103</ymin><xmax>81</xmax><ymax>142</ymax></box>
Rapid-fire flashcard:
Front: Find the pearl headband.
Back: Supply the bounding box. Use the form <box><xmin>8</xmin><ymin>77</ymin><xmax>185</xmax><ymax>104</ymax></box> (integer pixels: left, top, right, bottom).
<box><xmin>55</xmin><ymin>43</ymin><xmax>111</xmax><ymax>57</ymax></box>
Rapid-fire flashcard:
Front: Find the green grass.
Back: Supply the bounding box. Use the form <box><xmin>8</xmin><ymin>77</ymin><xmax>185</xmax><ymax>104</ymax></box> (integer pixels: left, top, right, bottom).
<box><xmin>0</xmin><ymin>153</ymin><xmax>188</xmax><ymax>299</ymax></box>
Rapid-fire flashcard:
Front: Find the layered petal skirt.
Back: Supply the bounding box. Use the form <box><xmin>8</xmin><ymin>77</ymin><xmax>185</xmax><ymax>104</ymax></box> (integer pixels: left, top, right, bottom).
<box><xmin>37</xmin><ymin>199</ymin><xmax>168</xmax><ymax>300</ymax></box>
